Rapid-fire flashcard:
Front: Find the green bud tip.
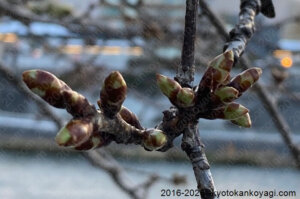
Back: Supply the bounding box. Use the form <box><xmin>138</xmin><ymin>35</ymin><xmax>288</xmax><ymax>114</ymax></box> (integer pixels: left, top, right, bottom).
<box><xmin>210</xmin><ymin>50</ymin><xmax>234</xmax><ymax>72</ymax></box>
<box><xmin>104</xmin><ymin>71</ymin><xmax>127</xmax><ymax>90</ymax></box>
<box><xmin>224</xmin><ymin>103</ymin><xmax>249</xmax><ymax>120</ymax></box>
<box><xmin>55</xmin><ymin>127</ymin><xmax>72</xmax><ymax>146</ymax></box>
<box><xmin>55</xmin><ymin>120</ymin><xmax>92</xmax><ymax>147</ymax></box>
<box><xmin>176</xmin><ymin>88</ymin><xmax>195</xmax><ymax>107</ymax></box>
<box><xmin>143</xmin><ymin>129</ymin><xmax>167</xmax><ymax>151</ymax></box>
<box><xmin>230</xmin><ymin>67</ymin><xmax>263</xmax><ymax>93</ymax></box>
<box><xmin>214</xmin><ymin>86</ymin><xmax>239</xmax><ymax>103</ymax></box>
<box><xmin>156</xmin><ymin>74</ymin><xmax>181</xmax><ymax>99</ymax></box>
<box><xmin>231</xmin><ymin>113</ymin><xmax>252</xmax><ymax>128</ymax></box>
<box><xmin>206</xmin><ymin>51</ymin><xmax>234</xmax><ymax>84</ymax></box>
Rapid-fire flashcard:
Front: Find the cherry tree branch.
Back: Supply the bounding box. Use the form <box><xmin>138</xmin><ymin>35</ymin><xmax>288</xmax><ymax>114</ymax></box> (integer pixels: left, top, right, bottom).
<box><xmin>199</xmin><ymin>0</ymin><xmax>300</xmax><ymax>168</ymax></box>
<box><xmin>0</xmin><ymin>63</ymin><xmax>184</xmax><ymax>199</ymax></box>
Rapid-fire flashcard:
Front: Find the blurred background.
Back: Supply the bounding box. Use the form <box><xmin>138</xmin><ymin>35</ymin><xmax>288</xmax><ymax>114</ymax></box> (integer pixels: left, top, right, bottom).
<box><xmin>0</xmin><ymin>0</ymin><xmax>300</xmax><ymax>198</ymax></box>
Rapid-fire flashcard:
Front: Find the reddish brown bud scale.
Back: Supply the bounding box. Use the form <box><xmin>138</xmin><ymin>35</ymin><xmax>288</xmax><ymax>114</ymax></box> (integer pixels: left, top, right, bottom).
<box><xmin>224</xmin><ymin>103</ymin><xmax>249</xmax><ymax>119</ymax></box>
<box><xmin>143</xmin><ymin>129</ymin><xmax>167</xmax><ymax>151</ymax></box>
<box><xmin>198</xmin><ymin>67</ymin><xmax>213</xmax><ymax>89</ymax></box>
<box><xmin>231</xmin><ymin>113</ymin><xmax>252</xmax><ymax>128</ymax></box>
<box><xmin>207</xmin><ymin>103</ymin><xmax>249</xmax><ymax>120</ymax></box>
<box><xmin>229</xmin><ymin>67</ymin><xmax>262</xmax><ymax>93</ymax></box>
<box><xmin>198</xmin><ymin>51</ymin><xmax>234</xmax><ymax>92</ymax></box>
<box><xmin>214</xmin><ymin>86</ymin><xmax>239</xmax><ymax>103</ymax></box>
<box><xmin>22</xmin><ymin>70</ymin><xmax>70</xmax><ymax>108</ymax></box>
<box><xmin>176</xmin><ymin>88</ymin><xmax>195</xmax><ymax>107</ymax></box>
<box><xmin>209</xmin><ymin>51</ymin><xmax>234</xmax><ymax>83</ymax></box>
<box><xmin>55</xmin><ymin>119</ymin><xmax>94</xmax><ymax>147</ymax></box>
<box><xmin>119</xmin><ymin>106</ymin><xmax>143</xmax><ymax>129</ymax></box>
<box><xmin>100</xmin><ymin>71</ymin><xmax>127</xmax><ymax>117</ymax></box>
<box><xmin>62</xmin><ymin>90</ymin><xmax>96</xmax><ymax>117</ymax></box>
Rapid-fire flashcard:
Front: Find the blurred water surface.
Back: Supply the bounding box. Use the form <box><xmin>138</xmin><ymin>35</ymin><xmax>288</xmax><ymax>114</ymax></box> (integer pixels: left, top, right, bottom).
<box><xmin>0</xmin><ymin>151</ymin><xmax>299</xmax><ymax>199</ymax></box>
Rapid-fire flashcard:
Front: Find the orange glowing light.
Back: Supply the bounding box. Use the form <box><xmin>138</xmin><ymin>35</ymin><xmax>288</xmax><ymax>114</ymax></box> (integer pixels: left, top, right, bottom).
<box><xmin>280</xmin><ymin>57</ymin><xmax>293</xmax><ymax>68</ymax></box>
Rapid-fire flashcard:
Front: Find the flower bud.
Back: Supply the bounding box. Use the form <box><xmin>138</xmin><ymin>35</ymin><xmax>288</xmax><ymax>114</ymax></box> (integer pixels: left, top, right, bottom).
<box><xmin>156</xmin><ymin>74</ymin><xmax>181</xmax><ymax>101</ymax></box>
<box><xmin>55</xmin><ymin>119</ymin><xmax>93</xmax><ymax>147</ymax></box>
<box><xmin>100</xmin><ymin>71</ymin><xmax>127</xmax><ymax>117</ymax></box>
<box><xmin>143</xmin><ymin>129</ymin><xmax>167</xmax><ymax>151</ymax></box>
<box><xmin>22</xmin><ymin>70</ymin><xmax>70</xmax><ymax>108</ymax></box>
<box><xmin>198</xmin><ymin>51</ymin><xmax>234</xmax><ymax>91</ymax></box>
<box><xmin>231</xmin><ymin>113</ymin><xmax>252</xmax><ymax>128</ymax></box>
<box><xmin>229</xmin><ymin>67</ymin><xmax>262</xmax><ymax>93</ymax></box>
<box><xmin>119</xmin><ymin>106</ymin><xmax>143</xmax><ymax>129</ymax></box>
<box><xmin>209</xmin><ymin>51</ymin><xmax>234</xmax><ymax>84</ymax></box>
<box><xmin>176</xmin><ymin>88</ymin><xmax>195</xmax><ymax>107</ymax></box>
<box><xmin>223</xmin><ymin>103</ymin><xmax>249</xmax><ymax>120</ymax></box>
<box><xmin>62</xmin><ymin>90</ymin><xmax>96</xmax><ymax>117</ymax></box>
<box><xmin>214</xmin><ymin>86</ymin><xmax>239</xmax><ymax>103</ymax></box>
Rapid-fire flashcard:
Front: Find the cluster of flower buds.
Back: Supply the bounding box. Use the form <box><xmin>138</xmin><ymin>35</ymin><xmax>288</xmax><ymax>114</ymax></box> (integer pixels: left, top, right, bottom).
<box><xmin>156</xmin><ymin>74</ymin><xmax>195</xmax><ymax>108</ymax></box>
<box><xmin>22</xmin><ymin>69</ymin><xmax>168</xmax><ymax>151</ymax></box>
<box><xmin>156</xmin><ymin>51</ymin><xmax>262</xmax><ymax>128</ymax></box>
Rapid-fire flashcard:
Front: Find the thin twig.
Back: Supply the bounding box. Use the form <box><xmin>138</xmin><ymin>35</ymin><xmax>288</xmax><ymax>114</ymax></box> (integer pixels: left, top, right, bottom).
<box><xmin>177</xmin><ymin>1</ymin><xmax>218</xmax><ymax>199</ymax></box>
<box><xmin>176</xmin><ymin>0</ymin><xmax>198</xmax><ymax>87</ymax></box>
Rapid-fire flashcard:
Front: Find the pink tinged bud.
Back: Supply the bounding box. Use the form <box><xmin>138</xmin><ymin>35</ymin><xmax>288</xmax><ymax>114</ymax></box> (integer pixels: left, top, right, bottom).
<box><xmin>62</xmin><ymin>90</ymin><xmax>96</xmax><ymax>117</ymax></box>
<box><xmin>55</xmin><ymin>119</ymin><xmax>93</xmax><ymax>147</ymax></box>
<box><xmin>143</xmin><ymin>129</ymin><xmax>167</xmax><ymax>151</ymax></box>
<box><xmin>156</xmin><ymin>74</ymin><xmax>181</xmax><ymax>100</ymax></box>
<box><xmin>119</xmin><ymin>106</ymin><xmax>143</xmax><ymax>129</ymax></box>
<box><xmin>231</xmin><ymin>113</ymin><xmax>252</xmax><ymax>128</ymax></box>
<box><xmin>100</xmin><ymin>71</ymin><xmax>127</xmax><ymax>117</ymax></box>
<box><xmin>223</xmin><ymin>103</ymin><xmax>249</xmax><ymax>120</ymax></box>
<box><xmin>22</xmin><ymin>70</ymin><xmax>70</xmax><ymax>108</ymax></box>
<box><xmin>229</xmin><ymin>67</ymin><xmax>263</xmax><ymax>93</ymax></box>
<box><xmin>214</xmin><ymin>86</ymin><xmax>239</xmax><ymax>103</ymax></box>
<box><xmin>176</xmin><ymin>88</ymin><xmax>195</xmax><ymax>107</ymax></box>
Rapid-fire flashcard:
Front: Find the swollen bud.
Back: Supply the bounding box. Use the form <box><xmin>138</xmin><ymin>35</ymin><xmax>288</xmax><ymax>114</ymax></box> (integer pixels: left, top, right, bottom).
<box><xmin>231</xmin><ymin>113</ymin><xmax>252</xmax><ymax>128</ymax></box>
<box><xmin>62</xmin><ymin>90</ymin><xmax>96</xmax><ymax>117</ymax></box>
<box><xmin>209</xmin><ymin>50</ymin><xmax>234</xmax><ymax>84</ymax></box>
<box><xmin>55</xmin><ymin>119</ymin><xmax>93</xmax><ymax>147</ymax></box>
<box><xmin>198</xmin><ymin>51</ymin><xmax>234</xmax><ymax>91</ymax></box>
<box><xmin>143</xmin><ymin>129</ymin><xmax>167</xmax><ymax>151</ymax></box>
<box><xmin>156</xmin><ymin>74</ymin><xmax>181</xmax><ymax>100</ymax></box>
<box><xmin>176</xmin><ymin>88</ymin><xmax>195</xmax><ymax>107</ymax></box>
<box><xmin>119</xmin><ymin>106</ymin><xmax>143</xmax><ymax>129</ymax></box>
<box><xmin>229</xmin><ymin>67</ymin><xmax>262</xmax><ymax>93</ymax></box>
<box><xmin>214</xmin><ymin>86</ymin><xmax>239</xmax><ymax>103</ymax></box>
<box><xmin>22</xmin><ymin>70</ymin><xmax>70</xmax><ymax>108</ymax></box>
<box><xmin>100</xmin><ymin>71</ymin><xmax>127</xmax><ymax>117</ymax></box>
<box><xmin>224</xmin><ymin>103</ymin><xmax>249</xmax><ymax>120</ymax></box>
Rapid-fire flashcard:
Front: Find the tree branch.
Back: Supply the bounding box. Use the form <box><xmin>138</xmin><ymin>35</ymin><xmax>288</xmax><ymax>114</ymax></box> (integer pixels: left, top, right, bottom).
<box><xmin>0</xmin><ymin>63</ymin><xmax>182</xmax><ymax>199</ymax></box>
<box><xmin>199</xmin><ymin>0</ymin><xmax>300</xmax><ymax>168</ymax></box>
<box><xmin>176</xmin><ymin>0</ymin><xmax>198</xmax><ymax>87</ymax></box>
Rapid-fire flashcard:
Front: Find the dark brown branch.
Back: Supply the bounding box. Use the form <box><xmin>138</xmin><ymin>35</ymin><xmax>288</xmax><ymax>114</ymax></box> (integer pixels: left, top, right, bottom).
<box><xmin>223</xmin><ymin>0</ymin><xmax>260</xmax><ymax>62</ymax></box>
<box><xmin>176</xmin><ymin>0</ymin><xmax>198</xmax><ymax>87</ymax></box>
<box><xmin>175</xmin><ymin>1</ymin><xmax>219</xmax><ymax>198</ymax></box>
<box><xmin>199</xmin><ymin>0</ymin><xmax>300</xmax><ymax>168</ymax></box>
